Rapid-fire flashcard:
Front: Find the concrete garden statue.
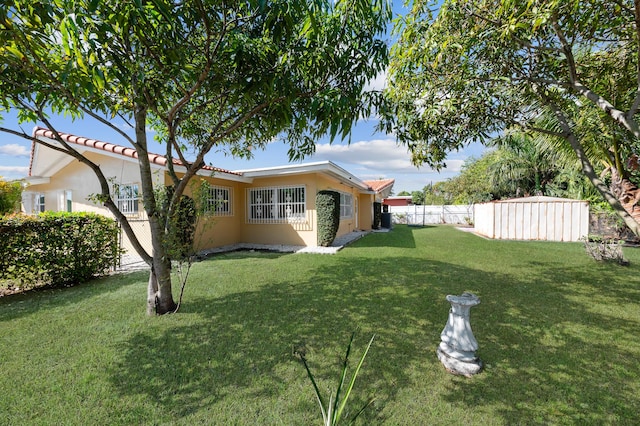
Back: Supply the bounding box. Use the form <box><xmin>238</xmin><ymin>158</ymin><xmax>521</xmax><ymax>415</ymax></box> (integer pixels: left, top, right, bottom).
<box><xmin>437</xmin><ymin>292</ymin><xmax>483</xmax><ymax>377</ymax></box>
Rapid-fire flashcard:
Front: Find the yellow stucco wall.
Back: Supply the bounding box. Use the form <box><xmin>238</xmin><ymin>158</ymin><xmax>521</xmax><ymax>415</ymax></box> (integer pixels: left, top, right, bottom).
<box><xmin>24</xmin><ymin>150</ymin><xmax>374</xmax><ymax>252</ymax></box>
<box><xmin>24</xmin><ymin>152</ymin><xmax>164</xmax><ymax>255</ymax></box>
<box><xmin>180</xmin><ymin>176</ymin><xmax>245</xmax><ymax>251</ymax></box>
<box><xmin>24</xmin><ymin>151</ymin><xmax>164</xmax><ymax>217</ymax></box>
<box><xmin>242</xmin><ymin>172</ymin><xmax>368</xmax><ymax>246</ymax></box>
<box><xmin>239</xmin><ymin>174</ymin><xmax>317</xmax><ymax>246</ymax></box>
<box><xmin>358</xmin><ymin>193</ymin><xmax>374</xmax><ymax>231</ymax></box>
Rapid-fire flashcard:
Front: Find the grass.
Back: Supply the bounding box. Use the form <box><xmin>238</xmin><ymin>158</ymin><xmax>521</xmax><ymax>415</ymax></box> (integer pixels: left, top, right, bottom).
<box><xmin>1</xmin><ymin>225</ymin><xmax>640</xmax><ymax>425</ymax></box>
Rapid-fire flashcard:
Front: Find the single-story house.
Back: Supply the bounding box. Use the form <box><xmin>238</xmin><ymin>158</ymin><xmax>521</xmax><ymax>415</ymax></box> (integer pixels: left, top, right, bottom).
<box><xmin>22</xmin><ymin>127</ymin><xmax>394</xmax><ymax>254</ymax></box>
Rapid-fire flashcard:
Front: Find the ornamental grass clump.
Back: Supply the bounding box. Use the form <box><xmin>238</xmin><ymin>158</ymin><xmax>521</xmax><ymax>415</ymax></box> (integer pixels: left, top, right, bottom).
<box><xmin>295</xmin><ymin>334</ymin><xmax>376</xmax><ymax>426</ymax></box>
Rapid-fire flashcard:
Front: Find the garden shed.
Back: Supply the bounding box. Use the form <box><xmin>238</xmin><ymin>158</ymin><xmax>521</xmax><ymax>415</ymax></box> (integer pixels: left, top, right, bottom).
<box><xmin>474</xmin><ymin>196</ymin><xmax>589</xmax><ymax>242</ymax></box>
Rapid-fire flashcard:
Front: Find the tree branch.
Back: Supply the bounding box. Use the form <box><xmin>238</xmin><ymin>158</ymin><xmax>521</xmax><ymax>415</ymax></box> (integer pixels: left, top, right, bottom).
<box><xmin>628</xmin><ymin>0</ymin><xmax>640</xmax><ymax>119</ymax></box>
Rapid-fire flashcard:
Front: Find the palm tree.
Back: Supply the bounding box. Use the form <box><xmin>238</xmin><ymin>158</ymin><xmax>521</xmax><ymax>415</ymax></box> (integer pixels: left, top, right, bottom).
<box><xmin>487</xmin><ymin>133</ymin><xmax>560</xmax><ymax>198</ymax></box>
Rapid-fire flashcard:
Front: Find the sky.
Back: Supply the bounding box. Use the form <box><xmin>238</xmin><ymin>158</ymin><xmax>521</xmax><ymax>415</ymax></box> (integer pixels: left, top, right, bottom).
<box><xmin>0</xmin><ymin>0</ymin><xmax>484</xmax><ymax>193</ymax></box>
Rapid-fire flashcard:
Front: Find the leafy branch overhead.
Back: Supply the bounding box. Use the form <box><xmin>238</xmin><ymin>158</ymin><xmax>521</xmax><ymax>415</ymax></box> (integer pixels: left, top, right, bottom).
<box><xmin>0</xmin><ymin>0</ymin><xmax>391</xmax><ymax>314</ymax></box>
<box><xmin>383</xmin><ymin>0</ymin><xmax>640</xmax><ymax>236</ymax></box>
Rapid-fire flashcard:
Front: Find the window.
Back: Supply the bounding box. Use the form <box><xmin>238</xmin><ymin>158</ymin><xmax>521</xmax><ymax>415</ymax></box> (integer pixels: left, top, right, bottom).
<box><xmin>207</xmin><ymin>186</ymin><xmax>232</xmax><ymax>216</ymax></box>
<box><xmin>34</xmin><ymin>193</ymin><xmax>45</xmax><ymax>213</ymax></box>
<box><xmin>115</xmin><ymin>183</ymin><xmax>139</xmax><ymax>215</ymax></box>
<box><xmin>65</xmin><ymin>190</ymin><xmax>72</xmax><ymax>212</ymax></box>
<box><xmin>340</xmin><ymin>192</ymin><xmax>353</xmax><ymax>219</ymax></box>
<box><xmin>248</xmin><ymin>186</ymin><xmax>306</xmax><ymax>224</ymax></box>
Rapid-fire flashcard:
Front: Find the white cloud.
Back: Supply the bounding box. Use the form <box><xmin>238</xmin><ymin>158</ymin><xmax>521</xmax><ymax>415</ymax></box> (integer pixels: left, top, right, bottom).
<box><xmin>313</xmin><ymin>138</ymin><xmax>468</xmax><ymax>175</ymax></box>
<box><xmin>310</xmin><ymin>138</ymin><xmax>480</xmax><ymax>192</ymax></box>
<box><xmin>364</xmin><ymin>68</ymin><xmax>388</xmax><ymax>92</ymax></box>
<box><xmin>314</xmin><ymin>138</ymin><xmax>413</xmax><ymax>172</ymax></box>
<box><xmin>0</xmin><ymin>144</ymin><xmax>30</xmax><ymax>157</ymax></box>
<box><xmin>0</xmin><ymin>166</ymin><xmax>29</xmax><ymax>179</ymax></box>
<box><xmin>444</xmin><ymin>159</ymin><xmax>465</xmax><ymax>173</ymax></box>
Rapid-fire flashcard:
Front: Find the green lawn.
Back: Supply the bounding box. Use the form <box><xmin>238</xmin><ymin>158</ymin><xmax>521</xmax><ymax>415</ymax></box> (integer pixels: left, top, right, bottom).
<box><xmin>2</xmin><ymin>225</ymin><xmax>640</xmax><ymax>425</ymax></box>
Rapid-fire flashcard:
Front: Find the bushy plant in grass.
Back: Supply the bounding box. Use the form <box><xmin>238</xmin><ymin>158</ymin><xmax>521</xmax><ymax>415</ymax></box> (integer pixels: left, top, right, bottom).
<box><xmin>583</xmin><ymin>236</ymin><xmax>629</xmax><ymax>265</ymax></box>
<box><xmin>296</xmin><ymin>334</ymin><xmax>376</xmax><ymax>426</ymax></box>
<box><xmin>317</xmin><ymin>190</ymin><xmax>340</xmax><ymax>246</ymax></box>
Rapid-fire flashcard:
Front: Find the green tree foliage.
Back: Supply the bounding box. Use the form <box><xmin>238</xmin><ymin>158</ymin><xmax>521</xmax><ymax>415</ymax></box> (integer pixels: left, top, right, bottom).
<box><xmin>0</xmin><ymin>0</ymin><xmax>390</xmax><ymax>314</ymax></box>
<box><xmin>383</xmin><ymin>0</ymin><xmax>640</xmax><ymax>236</ymax></box>
<box><xmin>0</xmin><ymin>178</ymin><xmax>22</xmax><ymax>216</ymax></box>
<box><xmin>441</xmin><ymin>155</ymin><xmax>495</xmax><ymax>204</ymax></box>
<box><xmin>410</xmin><ymin>190</ymin><xmax>425</xmax><ymax>205</ymax></box>
<box><xmin>442</xmin><ymin>145</ymin><xmax>597</xmax><ymax>204</ymax></box>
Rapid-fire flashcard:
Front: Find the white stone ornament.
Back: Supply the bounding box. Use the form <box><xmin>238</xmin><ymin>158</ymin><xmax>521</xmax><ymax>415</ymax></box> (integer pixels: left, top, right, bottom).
<box><xmin>437</xmin><ymin>292</ymin><xmax>483</xmax><ymax>376</ymax></box>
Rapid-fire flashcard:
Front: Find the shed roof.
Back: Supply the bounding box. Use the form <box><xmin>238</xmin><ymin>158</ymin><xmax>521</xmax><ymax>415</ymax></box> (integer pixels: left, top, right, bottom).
<box><xmin>493</xmin><ymin>196</ymin><xmax>588</xmax><ymax>203</ymax></box>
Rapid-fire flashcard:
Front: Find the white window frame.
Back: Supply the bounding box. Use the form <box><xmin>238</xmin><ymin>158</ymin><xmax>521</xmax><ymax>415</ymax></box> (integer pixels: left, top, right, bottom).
<box><xmin>207</xmin><ymin>185</ymin><xmax>233</xmax><ymax>216</ymax></box>
<box><xmin>115</xmin><ymin>183</ymin><xmax>140</xmax><ymax>215</ymax></box>
<box><xmin>247</xmin><ymin>185</ymin><xmax>306</xmax><ymax>224</ymax></box>
<box><xmin>340</xmin><ymin>192</ymin><xmax>353</xmax><ymax>219</ymax></box>
<box><xmin>34</xmin><ymin>193</ymin><xmax>45</xmax><ymax>213</ymax></box>
<box><xmin>65</xmin><ymin>190</ymin><xmax>73</xmax><ymax>212</ymax></box>
<box><xmin>59</xmin><ymin>190</ymin><xmax>72</xmax><ymax>212</ymax></box>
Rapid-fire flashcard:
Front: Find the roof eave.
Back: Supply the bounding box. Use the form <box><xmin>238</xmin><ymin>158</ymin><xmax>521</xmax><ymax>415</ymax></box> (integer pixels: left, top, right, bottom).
<box><xmin>237</xmin><ymin>161</ymin><xmax>371</xmax><ymax>191</ymax></box>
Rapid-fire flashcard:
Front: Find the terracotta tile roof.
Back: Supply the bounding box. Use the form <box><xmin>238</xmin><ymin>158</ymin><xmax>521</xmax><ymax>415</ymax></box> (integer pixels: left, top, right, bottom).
<box><xmin>363</xmin><ymin>178</ymin><xmax>395</xmax><ymax>193</ymax></box>
<box><xmin>30</xmin><ymin>126</ymin><xmax>241</xmax><ymax>177</ymax></box>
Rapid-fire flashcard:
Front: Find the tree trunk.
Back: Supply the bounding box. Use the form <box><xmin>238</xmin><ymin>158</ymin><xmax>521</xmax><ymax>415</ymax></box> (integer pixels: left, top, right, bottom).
<box><xmin>146</xmin><ymin>261</ymin><xmax>177</xmax><ymax>315</ymax></box>
<box><xmin>610</xmin><ymin>169</ymin><xmax>640</xmax><ymax>232</ymax></box>
<box><xmin>133</xmin><ymin>105</ymin><xmax>177</xmax><ymax>315</ymax></box>
<box><xmin>144</xmin><ymin>190</ymin><xmax>178</xmax><ymax>315</ymax></box>
<box><xmin>146</xmin><ymin>268</ymin><xmax>159</xmax><ymax>315</ymax></box>
<box><xmin>564</xmin><ymin>133</ymin><xmax>640</xmax><ymax>237</ymax></box>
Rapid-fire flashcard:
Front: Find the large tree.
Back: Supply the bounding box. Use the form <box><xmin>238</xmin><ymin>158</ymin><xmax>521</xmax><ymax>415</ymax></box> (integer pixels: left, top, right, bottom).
<box><xmin>1</xmin><ymin>0</ymin><xmax>390</xmax><ymax>314</ymax></box>
<box><xmin>383</xmin><ymin>0</ymin><xmax>640</xmax><ymax>236</ymax></box>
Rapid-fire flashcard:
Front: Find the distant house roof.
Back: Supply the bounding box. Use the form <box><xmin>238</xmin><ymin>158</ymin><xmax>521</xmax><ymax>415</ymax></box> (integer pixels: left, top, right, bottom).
<box><xmin>383</xmin><ymin>195</ymin><xmax>412</xmax><ymax>206</ymax></box>
<box><xmin>364</xmin><ymin>178</ymin><xmax>395</xmax><ymax>193</ymax></box>
<box><xmin>385</xmin><ymin>195</ymin><xmax>412</xmax><ymax>200</ymax></box>
<box><xmin>28</xmin><ymin>127</ymin><xmax>393</xmax><ymax>193</ymax></box>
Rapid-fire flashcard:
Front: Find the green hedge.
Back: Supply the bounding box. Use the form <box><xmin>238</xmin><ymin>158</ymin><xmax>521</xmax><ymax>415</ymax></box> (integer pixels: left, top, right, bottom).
<box><xmin>316</xmin><ymin>190</ymin><xmax>340</xmax><ymax>247</ymax></box>
<box><xmin>0</xmin><ymin>212</ymin><xmax>121</xmax><ymax>290</ymax></box>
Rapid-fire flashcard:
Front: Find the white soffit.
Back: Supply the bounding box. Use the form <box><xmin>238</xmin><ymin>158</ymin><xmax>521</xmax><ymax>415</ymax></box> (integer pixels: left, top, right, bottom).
<box><xmin>236</xmin><ymin>161</ymin><xmax>372</xmax><ymax>192</ymax></box>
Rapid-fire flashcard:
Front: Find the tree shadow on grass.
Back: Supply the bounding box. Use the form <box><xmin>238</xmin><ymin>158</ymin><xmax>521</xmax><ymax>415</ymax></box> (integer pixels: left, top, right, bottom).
<box><xmin>106</xmin><ymin>254</ymin><xmax>485</xmax><ymax>423</ymax></box>
<box><xmin>106</xmin><ymin>244</ymin><xmax>640</xmax><ymax>424</ymax></box>
<box><xmin>440</xmin><ymin>260</ymin><xmax>640</xmax><ymax>423</ymax></box>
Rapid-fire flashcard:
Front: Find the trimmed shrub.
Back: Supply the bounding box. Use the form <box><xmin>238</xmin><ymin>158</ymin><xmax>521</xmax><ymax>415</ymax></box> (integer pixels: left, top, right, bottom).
<box><xmin>316</xmin><ymin>190</ymin><xmax>340</xmax><ymax>247</ymax></box>
<box><xmin>373</xmin><ymin>202</ymin><xmax>382</xmax><ymax>229</ymax></box>
<box><xmin>0</xmin><ymin>212</ymin><xmax>121</xmax><ymax>290</ymax></box>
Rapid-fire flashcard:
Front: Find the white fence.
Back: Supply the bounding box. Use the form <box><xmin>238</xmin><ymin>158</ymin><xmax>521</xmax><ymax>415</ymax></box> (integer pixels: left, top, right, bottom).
<box><xmin>474</xmin><ymin>197</ymin><xmax>589</xmax><ymax>242</ymax></box>
<box><xmin>389</xmin><ymin>205</ymin><xmax>474</xmax><ymax>226</ymax></box>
